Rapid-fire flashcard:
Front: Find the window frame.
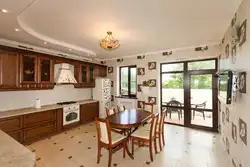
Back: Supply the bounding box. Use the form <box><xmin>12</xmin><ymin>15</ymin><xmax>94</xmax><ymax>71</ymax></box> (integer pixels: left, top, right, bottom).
<box><xmin>119</xmin><ymin>65</ymin><xmax>137</xmax><ymax>98</ymax></box>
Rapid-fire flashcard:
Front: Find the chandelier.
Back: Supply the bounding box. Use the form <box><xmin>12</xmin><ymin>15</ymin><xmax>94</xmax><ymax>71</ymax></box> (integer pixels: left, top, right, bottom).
<box><xmin>100</xmin><ymin>31</ymin><xmax>120</xmax><ymax>51</ymax></box>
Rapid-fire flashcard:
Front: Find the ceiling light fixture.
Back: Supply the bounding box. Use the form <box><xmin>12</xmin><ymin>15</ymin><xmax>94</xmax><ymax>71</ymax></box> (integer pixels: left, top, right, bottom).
<box><xmin>69</xmin><ymin>49</ymin><xmax>72</xmax><ymax>51</ymax></box>
<box><xmin>100</xmin><ymin>31</ymin><xmax>120</xmax><ymax>51</ymax></box>
<box><xmin>44</xmin><ymin>41</ymin><xmax>47</xmax><ymax>44</ymax></box>
<box><xmin>15</xmin><ymin>28</ymin><xmax>20</xmax><ymax>32</ymax></box>
<box><xmin>2</xmin><ymin>9</ymin><xmax>8</xmax><ymax>13</ymax></box>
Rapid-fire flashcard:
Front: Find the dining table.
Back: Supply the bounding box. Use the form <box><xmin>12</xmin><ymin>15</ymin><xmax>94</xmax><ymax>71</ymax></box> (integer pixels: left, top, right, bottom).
<box><xmin>107</xmin><ymin>108</ymin><xmax>152</xmax><ymax>159</ymax></box>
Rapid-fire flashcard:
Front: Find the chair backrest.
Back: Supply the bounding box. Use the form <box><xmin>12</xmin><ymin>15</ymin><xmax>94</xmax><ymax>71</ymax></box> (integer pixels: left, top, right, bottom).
<box><xmin>149</xmin><ymin>113</ymin><xmax>159</xmax><ymax>139</ymax></box>
<box><xmin>196</xmin><ymin>101</ymin><xmax>207</xmax><ymax>109</ymax></box>
<box><xmin>144</xmin><ymin>102</ymin><xmax>154</xmax><ymax>113</ymax></box>
<box><xmin>167</xmin><ymin>100</ymin><xmax>182</xmax><ymax>111</ymax></box>
<box><xmin>105</xmin><ymin>107</ymin><xmax>116</xmax><ymax>117</ymax></box>
<box><xmin>117</xmin><ymin>105</ymin><xmax>126</xmax><ymax>112</ymax></box>
<box><xmin>95</xmin><ymin>118</ymin><xmax>111</xmax><ymax>145</ymax></box>
<box><xmin>158</xmin><ymin>110</ymin><xmax>166</xmax><ymax>133</ymax></box>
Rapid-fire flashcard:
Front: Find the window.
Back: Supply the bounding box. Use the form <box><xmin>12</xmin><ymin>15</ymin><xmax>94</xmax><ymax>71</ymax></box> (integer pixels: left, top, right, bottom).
<box><xmin>188</xmin><ymin>60</ymin><xmax>216</xmax><ymax>70</ymax></box>
<box><xmin>120</xmin><ymin>65</ymin><xmax>137</xmax><ymax>97</ymax></box>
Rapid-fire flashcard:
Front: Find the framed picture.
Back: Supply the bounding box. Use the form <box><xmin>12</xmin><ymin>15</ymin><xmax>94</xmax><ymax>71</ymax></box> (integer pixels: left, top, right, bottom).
<box><xmin>231</xmin><ymin>44</ymin><xmax>236</xmax><ymax>64</ymax></box>
<box><xmin>222</xmin><ymin>112</ymin><xmax>225</xmax><ymax>125</ymax></box>
<box><xmin>137</xmin><ymin>68</ymin><xmax>145</xmax><ymax>75</ymax></box>
<box><xmin>226</xmin><ymin>107</ymin><xmax>230</xmax><ymax>122</ymax></box>
<box><xmin>218</xmin><ymin>100</ymin><xmax>221</xmax><ymax>112</ymax></box>
<box><xmin>222</xmin><ymin>37</ymin><xmax>225</xmax><ymax>44</ymax></box>
<box><xmin>232</xmin><ymin>123</ymin><xmax>237</xmax><ymax>144</ymax></box>
<box><xmin>137</xmin><ymin>84</ymin><xmax>142</xmax><ymax>92</ymax></box>
<box><xmin>111</xmin><ymin>81</ymin><xmax>113</xmax><ymax>87</ymax></box>
<box><xmin>111</xmin><ymin>95</ymin><xmax>114</xmax><ymax>101</ymax></box>
<box><xmin>231</xmin><ymin>13</ymin><xmax>237</xmax><ymax>27</ymax></box>
<box><xmin>148</xmin><ymin>79</ymin><xmax>156</xmax><ymax>87</ymax></box>
<box><xmin>148</xmin><ymin>96</ymin><xmax>156</xmax><ymax>105</ymax></box>
<box><xmin>239</xmin><ymin>72</ymin><xmax>246</xmax><ymax>93</ymax></box>
<box><xmin>108</xmin><ymin>67</ymin><xmax>113</xmax><ymax>73</ymax></box>
<box><xmin>225</xmin><ymin>44</ymin><xmax>230</xmax><ymax>59</ymax></box>
<box><xmin>239</xmin><ymin>20</ymin><xmax>247</xmax><ymax>47</ymax></box>
<box><xmin>137</xmin><ymin>101</ymin><xmax>144</xmax><ymax>109</ymax></box>
<box><xmin>137</xmin><ymin>55</ymin><xmax>145</xmax><ymax>59</ymax></box>
<box><xmin>239</xmin><ymin>118</ymin><xmax>247</xmax><ymax>146</ymax></box>
<box><xmin>226</xmin><ymin>137</ymin><xmax>230</xmax><ymax>154</ymax></box>
<box><xmin>148</xmin><ymin>62</ymin><xmax>156</xmax><ymax>70</ymax></box>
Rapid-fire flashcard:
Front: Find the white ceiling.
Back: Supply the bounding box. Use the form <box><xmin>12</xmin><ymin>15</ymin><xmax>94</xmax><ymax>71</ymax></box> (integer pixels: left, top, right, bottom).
<box><xmin>0</xmin><ymin>0</ymin><xmax>242</xmax><ymax>60</ymax></box>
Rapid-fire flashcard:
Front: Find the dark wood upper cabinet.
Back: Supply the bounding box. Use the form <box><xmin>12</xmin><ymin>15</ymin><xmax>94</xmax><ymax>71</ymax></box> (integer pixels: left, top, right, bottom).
<box><xmin>0</xmin><ymin>51</ymin><xmax>19</xmax><ymax>89</ymax></box>
<box><xmin>99</xmin><ymin>66</ymin><xmax>107</xmax><ymax>77</ymax></box>
<box><xmin>38</xmin><ymin>57</ymin><xmax>54</xmax><ymax>83</ymax></box>
<box><xmin>20</xmin><ymin>55</ymin><xmax>37</xmax><ymax>83</ymax></box>
<box><xmin>81</xmin><ymin>65</ymin><xmax>88</xmax><ymax>83</ymax></box>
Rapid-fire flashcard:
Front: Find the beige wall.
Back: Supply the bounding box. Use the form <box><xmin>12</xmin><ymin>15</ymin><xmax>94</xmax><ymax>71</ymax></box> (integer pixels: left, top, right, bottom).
<box><xmin>106</xmin><ymin>45</ymin><xmax>219</xmax><ymax>111</ymax></box>
<box><xmin>219</xmin><ymin>0</ymin><xmax>250</xmax><ymax>166</ymax></box>
<box><xmin>0</xmin><ymin>85</ymin><xmax>91</xmax><ymax>111</ymax></box>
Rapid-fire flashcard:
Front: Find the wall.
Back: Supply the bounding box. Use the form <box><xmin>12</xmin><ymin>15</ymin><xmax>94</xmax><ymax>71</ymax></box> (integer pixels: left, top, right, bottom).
<box><xmin>106</xmin><ymin>45</ymin><xmax>219</xmax><ymax>112</ymax></box>
<box><xmin>0</xmin><ymin>85</ymin><xmax>91</xmax><ymax>111</ymax></box>
<box><xmin>218</xmin><ymin>0</ymin><xmax>250</xmax><ymax>166</ymax></box>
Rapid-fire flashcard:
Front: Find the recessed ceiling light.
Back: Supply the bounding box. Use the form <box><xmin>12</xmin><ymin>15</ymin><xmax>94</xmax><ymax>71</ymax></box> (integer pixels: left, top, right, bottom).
<box><xmin>2</xmin><ymin>9</ymin><xmax>8</xmax><ymax>13</ymax></box>
<box><xmin>69</xmin><ymin>49</ymin><xmax>72</xmax><ymax>51</ymax></box>
<box><xmin>15</xmin><ymin>28</ymin><xmax>20</xmax><ymax>32</ymax></box>
<box><xmin>44</xmin><ymin>41</ymin><xmax>47</xmax><ymax>44</ymax></box>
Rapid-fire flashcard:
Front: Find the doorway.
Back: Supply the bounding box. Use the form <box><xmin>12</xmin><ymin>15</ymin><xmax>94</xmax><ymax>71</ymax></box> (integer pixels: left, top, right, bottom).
<box><xmin>160</xmin><ymin>59</ymin><xmax>218</xmax><ymax>132</ymax></box>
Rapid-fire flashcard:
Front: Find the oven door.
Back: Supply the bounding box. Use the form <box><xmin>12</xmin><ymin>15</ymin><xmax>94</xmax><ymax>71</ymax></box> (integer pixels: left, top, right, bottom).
<box><xmin>63</xmin><ymin>109</ymin><xmax>80</xmax><ymax>125</ymax></box>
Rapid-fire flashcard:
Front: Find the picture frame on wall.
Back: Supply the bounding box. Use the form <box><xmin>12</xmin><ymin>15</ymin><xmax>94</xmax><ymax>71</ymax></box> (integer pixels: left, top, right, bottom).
<box><xmin>239</xmin><ymin>20</ymin><xmax>247</xmax><ymax>47</ymax></box>
<box><xmin>148</xmin><ymin>62</ymin><xmax>156</xmax><ymax>70</ymax></box>
<box><xmin>137</xmin><ymin>68</ymin><xmax>145</xmax><ymax>75</ymax></box>
<box><xmin>239</xmin><ymin>72</ymin><xmax>246</xmax><ymax>93</ymax></box>
<box><xmin>225</xmin><ymin>44</ymin><xmax>230</xmax><ymax>59</ymax></box>
<box><xmin>231</xmin><ymin>13</ymin><xmax>237</xmax><ymax>27</ymax></box>
<box><xmin>137</xmin><ymin>101</ymin><xmax>144</xmax><ymax>109</ymax></box>
<box><xmin>232</xmin><ymin>123</ymin><xmax>237</xmax><ymax>144</ymax></box>
<box><xmin>239</xmin><ymin>118</ymin><xmax>247</xmax><ymax>146</ymax></box>
<box><xmin>108</xmin><ymin>67</ymin><xmax>113</xmax><ymax>73</ymax></box>
<box><xmin>226</xmin><ymin>137</ymin><xmax>230</xmax><ymax>154</ymax></box>
<box><xmin>111</xmin><ymin>81</ymin><xmax>113</xmax><ymax>87</ymax></box>
<box><xmin>137</xmin><ymin>84</ymin><xmax>142</xmax><ymax>92</ymax></box>
<box><xmin>148</xmin><ymin>79</ymin><xmax>156</xmax><ymax>87</ymax></box>
<box><xmin>231</xmin><ymin>44</ymin><xmax>236</xmax><ymax>64</ymax></box>
<box><xmin>148</xmin><ymin>96</ymin><xmax>156</xmax><ymax>105</ymax></box>
<box><xmin>226</xmin><ymin>107</ymin><xmax>230</xmax><ymax>122</ymax></box>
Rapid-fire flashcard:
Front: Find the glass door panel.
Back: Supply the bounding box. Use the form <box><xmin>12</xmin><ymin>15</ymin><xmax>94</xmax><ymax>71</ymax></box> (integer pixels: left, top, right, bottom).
<box><xmin>190</xmin><ymin>74</ymin><xmax>213</xmax><ymax>127</ymax></box>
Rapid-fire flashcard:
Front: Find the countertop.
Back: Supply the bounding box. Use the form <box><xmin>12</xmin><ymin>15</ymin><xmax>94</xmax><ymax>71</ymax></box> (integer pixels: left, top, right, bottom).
<box><xmin>0</xmin><ymin>99</ymin><xmax>98</xmax><ymax>119</ymax></box>
<box><xmin>0</xmin><ymin>130</ymin><xmax>36</xmax><ymax>167</ymax></box>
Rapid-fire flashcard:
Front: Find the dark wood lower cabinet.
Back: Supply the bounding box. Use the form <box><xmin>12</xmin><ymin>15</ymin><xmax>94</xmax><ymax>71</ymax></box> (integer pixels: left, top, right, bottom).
<box><xmin>0</xmin><ymin>102</ymin><xmax>99</xmax><ymax>144</ymax></box>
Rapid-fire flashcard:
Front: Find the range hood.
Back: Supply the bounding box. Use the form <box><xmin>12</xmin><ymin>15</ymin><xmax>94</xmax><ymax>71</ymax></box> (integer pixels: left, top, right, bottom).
<box><xmin>54</xmin><ymin>63</ymin><xmax>77</xmax><ymax>84</ymax></box>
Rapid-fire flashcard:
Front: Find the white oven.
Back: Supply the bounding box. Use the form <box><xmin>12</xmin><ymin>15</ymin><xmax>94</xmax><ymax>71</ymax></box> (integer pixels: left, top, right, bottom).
<box><xmin>62</xmin><ymin>104</ymin><xmax>80</xmax><ymax>126</ymax></box>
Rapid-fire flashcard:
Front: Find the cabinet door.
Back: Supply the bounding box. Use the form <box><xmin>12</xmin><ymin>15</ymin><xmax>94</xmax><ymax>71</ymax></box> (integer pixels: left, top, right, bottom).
<box><xmin>20</xmin><ymin>55</ymin><xmax>37</xmax><ymax>83</ymax></box>
<box><xmin>0</xmin><ymin>116</ymin><xmax>22</xmax><ymax>133</ymax></box>
<box><xmin>8</xmin><ymin>130</ymin><xmax>23</xmax><ymax>143</ymax></box>
<box><xmin>81</xmin><ymin>65</ymin><xmax>87</xmax><ymax>83</ymax></box>
<box><xmin>99</xmin><ymin>66</ymin><xmax>107</xmax><ymax>77</ymax></box>
<box><xmin>0</xmin><ymin>52</ymin><xmax>19</xmax><ymax>89</ymax></box>
<box><xmin>38</xmin><ymin>57</ymin><xmax>53</xmax><ymax>83</ymax></box>
<box><xmin>80</xmin><ymin>102</ymin><xmax>99</xmax><ymax>123</ymax></box>
<box><xmin>89</xmin><ymin>66</ymin><xmax>95</xmax><ymax>87</ymax></box>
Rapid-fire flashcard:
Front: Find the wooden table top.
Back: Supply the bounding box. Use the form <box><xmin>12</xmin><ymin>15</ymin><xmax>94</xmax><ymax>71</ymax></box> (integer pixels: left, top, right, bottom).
<box><xmin>107</xmin><ymin>109</ymin><xmax>152</xmax><ymax>129</ymax></box>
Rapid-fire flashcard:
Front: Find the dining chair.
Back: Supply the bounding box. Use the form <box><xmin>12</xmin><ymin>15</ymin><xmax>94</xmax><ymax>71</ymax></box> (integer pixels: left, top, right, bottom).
<box><xmin>156</xmin><ymin>110</ymin><xmax>166</xmax><ymax>152</ymax></box>
<box><xmin>95</xmin><ymin>118</ymin><xmax>127</xmax><ymax>167</ymax></box>
<box><xmin>143</xmin><ymin>102</ymin><xmax>154</xmax><ymax>113</ymax></box>
<box><xmin>166</xmin><ymin>100</ymin><xmax>182</xmax><ymax>120</ymax></box>
<box><xmin>117</xmin><ymin>105</ymin><xmax>126</xmax><ymax>112</ymax></box>
<box><xmin>105</xmin><ymin>107</ymin><xmax>117</xmax><ymax>117</ymax></box>
<box><xmin>193</xmin><ymin>101</ymin><xmax>207</xmax><ymax>120</ymax></box>
<box><xmin>131</xmin><ymin>113</ymin><xmax>159</xmax><ymax>162</ymax></box>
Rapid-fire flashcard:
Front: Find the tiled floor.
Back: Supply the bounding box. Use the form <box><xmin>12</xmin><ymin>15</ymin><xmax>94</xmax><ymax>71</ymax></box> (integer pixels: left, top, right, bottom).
<box><xmin>27</xmin><ymin>122</ymin><xmax>230</xmax><ymax>167</ymax></box>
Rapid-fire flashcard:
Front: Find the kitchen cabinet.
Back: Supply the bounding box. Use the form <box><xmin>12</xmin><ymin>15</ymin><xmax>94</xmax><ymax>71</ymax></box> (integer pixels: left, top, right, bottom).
<box><xmin>0</xmin><ymin>51</ymin><xmax>20</xmax><ymax>89</ymax></box>
<box><xmin>80</xmin><ymin>102</ymin><xmax>99</xmax><ymax>123</ymax></box>
<box><xmin>20</xmin><ymin>54</ymin><xmax>37</xmax><ymax>84</ymax></box>
<box><xmin>38</xmin><ymin>57</ymin><xmax>54</xmax><ymax>87</ymax></box>
<box><xmin>8</xmin><ymin>130</ymin><xmax>23</xmax><ymax>143</ymax></box>
<box><xmin>98</xmin><ymin>65</ymin><xmax>107</xmax><ymax>77</ymax></box>
<box><xmin>0</xmin><ymin>116</ymin><xmax>23</xmax><ymax>133</ymax></box>
<box><xmin>75</xmin><ymin>63</ymin><xmax>95</xmax><ymax>88</ymax></box>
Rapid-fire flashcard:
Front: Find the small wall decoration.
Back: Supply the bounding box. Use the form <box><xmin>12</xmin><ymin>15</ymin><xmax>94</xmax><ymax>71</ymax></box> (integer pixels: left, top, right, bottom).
<box><xmin>137</xmin><ymin>55</ymin><xmax>145</xmax><ymax>59</ymax></box>
<box><xmin>239</xmin><ymin>118</ymin><xmax>247</xmax><ymax>146</ymax></box>
<box><xmin>148</xmin><ymin>79</ymin><xmax>156</xmax><ymax>87</ymax></box>
<box><xmin>111</xmin><ymin>81</ymin><xmax>113</xmax><ymax>87</ymax></box>
<box><xmin>137</xmin><ymin>68</ymin><xmax>145</xmax><ymax>75</ymax></box>
<box><xmin>225</xmin><ymin>44</ymin><xmax>230</xmax><ymax>59</ymax></box>
<box><xmin>162</xmin><ymin>51</ymin><xmax>172</xmax><ymax>56</ymax></box>
<box><xmin>226</xmin><ymin>107</ymin><xmax>230</xmax><ymax>122</ymax></box>
<box><xmin>231</xmin><ymin>44</ymin><xmax>236</xmax><ymax>64</ymax></box>
<box><xmin>137</xmin><ymin>84</ymin><xmax>142</xmax><ymax>92</ymax></box>
<box><xmin>108</xmin><ymin>67</ymin><xmax>113</xmax><ymax>73</ymax></box>
<box><xmin>226</xmin><ymin>137</ymin><xmax>230</xmax><ymax>154</ymax></box>
<box><xmin>222</xmin><ymin>37</ymin><xmax>225</xmax><ymax>44</ymax></box>
<box><xmin>239</xmin><ymin>72</ymin><xmax>246</xmax><ymax>93</ymax></box>
<box><xmin>239</xmin><ymin>20</ymin><xmax>247</xmax><ymax>47</ymax></box>
<box><xmin>232</xmin><ymin>159</ymin><xmax>236</xmax><ymax>167</ymax></box>
<box><xmin>231</xmin><ymin>13</ymin><xmax>237</xmax><ymax>27</ymax></box>
<box><xmin>148</xmin><ymin>96</ymin><xmax>156</xmax><ymax>105</ymax></box>
<box><xmin>137</xmin><ymin>101</ymin><xmax>144</xmax><ymax>109</ymax></box>
<box><xmin>218</xmin><ymin>100</ymin><xmax>221</xmax><ymax>112</ymax></box>
<box><xmin>222</xmin><ymin>112</ymin><xmax>225</xmax><ymax>125</ymax></box>
<box><xmin>232</xmin><ymin>123</ymin><xmax>237</xmax><ymax>144</ymax></box>
<box><xmin>148</xmin><ymin>62</ymin><xmax>156</xmax><ymax>70</ymax></box>
<box><xmin>100</xmin><ymin>61</ymin><xmax>106</xmax><ymax>64</ymax></box>
<box><xmin>111</xmin><ymin>95</ymin><xmax>114</xmax><ymax>101</ymax></box>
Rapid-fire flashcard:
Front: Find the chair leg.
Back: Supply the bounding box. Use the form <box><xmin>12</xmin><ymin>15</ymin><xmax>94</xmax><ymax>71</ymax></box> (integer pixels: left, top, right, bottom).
<box><xmin>159</xmin><ymin>134</ymin><xmax>162</xmax><ymax>151</ymax></box>
<box><xmin>123</xmin><ymin>142</ymin><xmax>126</xmax><ymax>158</ymax></box>
<box><xmin>203</xmin><ymin>111</ymin><xmax>205</xmax><ymax>120</ymax></box>
<box><xmin>149</xmin><ymin>141</ymin><xmax>154</xmax><ymax>162</ymax></box>
<box><xmin>162</xmin><ymin>131</ymin><xmax>165</xmax><ymax>146</ymax></box>
<box><xmin>97</xmin><ymin>144</ymin><xmax>101</xmax><ymax>164</ymax></box>
<box><xmin>154</xmin><ymin>137</ymin><xmax>158</xmax><ymax>154</ymax></box>
<box><xmin>132</xmin><ymin>138</ymin><xmax>134</xmax><ymax>155</ymax></box>
<box><xmin>169</xmin><ymin>112</ymin><xmax>172</xmax><ymax>119</ymax></box>
<box><xmin>108</xmin><ymin>149</ymin><xmax>112</xmax><ymax>167</ymax></box>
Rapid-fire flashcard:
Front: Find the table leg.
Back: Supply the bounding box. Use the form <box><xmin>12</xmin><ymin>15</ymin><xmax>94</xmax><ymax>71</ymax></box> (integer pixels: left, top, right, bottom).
<box><xmin>124</xmin><ymin>128</ymin><xmax>136</xmax><ymax>159</ymax></box>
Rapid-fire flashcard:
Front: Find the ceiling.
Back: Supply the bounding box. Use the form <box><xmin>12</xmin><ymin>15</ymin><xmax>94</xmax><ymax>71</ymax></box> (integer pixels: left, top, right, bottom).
<box><xmin>0</xmin><ymin>0</ymin><xmax>242</xmax><ymax>60</ymax></box>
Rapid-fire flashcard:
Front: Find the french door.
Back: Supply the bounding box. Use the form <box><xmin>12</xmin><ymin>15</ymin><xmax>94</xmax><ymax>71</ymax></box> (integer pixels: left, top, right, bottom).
<box><xmin>160</xmin><ymin>59</ymin><xmax>218</xmax><ymax>132</ymax></box>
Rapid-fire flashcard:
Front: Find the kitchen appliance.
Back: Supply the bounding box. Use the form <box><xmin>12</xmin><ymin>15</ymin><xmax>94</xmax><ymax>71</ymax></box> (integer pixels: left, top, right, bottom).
<box><xmin>93</xmin><ymin>78</ymin><xmax>112</xmax><ymax>118</ymax></box>
<box><xmin>57</xmin><ymin>101</ymin><xmax>80</xmax><ymax>125</ymax></box>
<box><xmin>54</xmin><ymin>63</ymin><xmax>77</xmax><ymax>84</ymax></box>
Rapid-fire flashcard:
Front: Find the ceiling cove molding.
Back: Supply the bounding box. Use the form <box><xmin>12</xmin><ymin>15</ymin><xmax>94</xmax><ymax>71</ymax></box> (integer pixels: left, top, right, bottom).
<box><xmin>0</xmin><ymin>38</ymin><xmax>93</xmax><ymax>62</ymax></box>
<box><xmin>103</xmin><ymin>43</ymin><xmax>219</xmax><ymax>61</ymax></box>
<box><xmin>17</xmin><ymin>14</ymin><xmax>96</xmax><ymax>57</ymax></box>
